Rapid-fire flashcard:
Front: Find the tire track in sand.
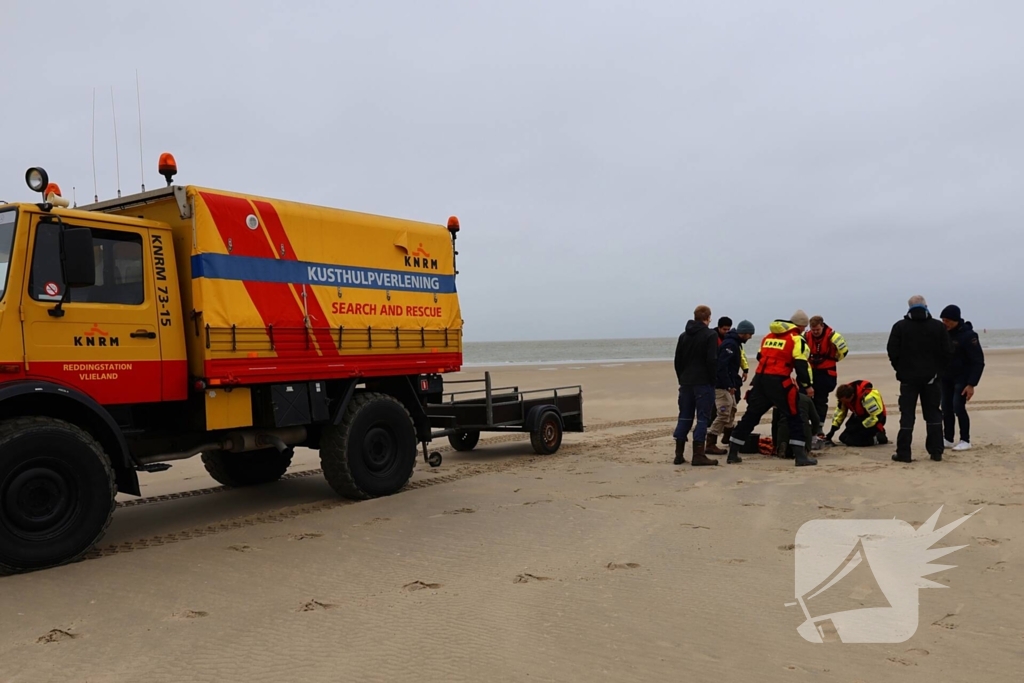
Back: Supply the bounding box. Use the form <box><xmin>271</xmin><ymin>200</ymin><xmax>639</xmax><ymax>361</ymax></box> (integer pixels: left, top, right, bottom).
<box><xmin>84</xmin><ymin>422</ymin><xmax>678</xmax><ymax>563</ymax></box>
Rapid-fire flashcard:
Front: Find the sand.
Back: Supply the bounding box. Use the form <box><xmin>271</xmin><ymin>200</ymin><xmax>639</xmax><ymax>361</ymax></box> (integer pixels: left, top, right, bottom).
<box><xmin>1</xmin><ymin>352</ymin><xmax>1021</xmax><ymax>682</ymax></box>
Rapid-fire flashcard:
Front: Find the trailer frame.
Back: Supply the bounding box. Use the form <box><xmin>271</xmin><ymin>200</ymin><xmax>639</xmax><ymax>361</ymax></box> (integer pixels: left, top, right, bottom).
<box><xmin>424</xmin><ymin>371</ymin><xmax>583</xmax><ymax>458</ymax></box>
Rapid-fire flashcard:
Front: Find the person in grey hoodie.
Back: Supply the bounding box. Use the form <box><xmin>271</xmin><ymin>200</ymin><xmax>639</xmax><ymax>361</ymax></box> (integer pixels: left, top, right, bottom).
<box><xmin>672</xmin><ymin>305</ymin><xmax>719</xmax><ymax>466</ymax></box>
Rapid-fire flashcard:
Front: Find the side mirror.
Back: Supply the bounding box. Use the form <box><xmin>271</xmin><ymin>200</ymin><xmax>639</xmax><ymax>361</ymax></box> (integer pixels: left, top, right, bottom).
<box><xmin>61</xmin><ymin>227</ymin><xmax>95</xmax><ymax>288</ymax></box>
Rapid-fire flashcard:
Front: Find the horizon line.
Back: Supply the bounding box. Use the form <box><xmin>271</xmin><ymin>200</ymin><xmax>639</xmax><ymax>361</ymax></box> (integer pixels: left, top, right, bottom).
<box><xmin>462</xmin><ymin>327</ymin><xmax>1023</xmax><ymax>345</ymax></box>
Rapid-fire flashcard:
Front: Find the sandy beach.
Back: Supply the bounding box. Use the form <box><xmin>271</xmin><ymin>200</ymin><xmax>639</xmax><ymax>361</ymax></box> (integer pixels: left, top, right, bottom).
<box><xmin>1</xmin><ymin>351</ymin><xmax>1021</xmax><ymax>682</ymax></box>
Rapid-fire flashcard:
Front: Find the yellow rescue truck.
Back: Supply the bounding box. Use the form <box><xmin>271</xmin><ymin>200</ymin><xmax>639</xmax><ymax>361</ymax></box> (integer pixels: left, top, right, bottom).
<box><xmin>0</xmin><ymin>158</ymin><xmax>479</xmax><ymax>573</ymax></box>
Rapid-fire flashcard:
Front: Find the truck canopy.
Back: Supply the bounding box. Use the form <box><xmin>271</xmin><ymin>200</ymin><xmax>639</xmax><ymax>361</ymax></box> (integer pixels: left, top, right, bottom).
<box><xmin>86</xmin><ymin>185</ymin><xmax>463</xmax><ymax>385</ymax></box>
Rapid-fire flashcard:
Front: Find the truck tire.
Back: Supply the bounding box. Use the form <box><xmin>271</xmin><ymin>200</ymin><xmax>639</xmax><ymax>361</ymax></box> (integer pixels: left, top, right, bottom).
<box><xmin>448</xmin><ymin>430</ymin><xmax>481</xmax><ymax>452</ymax></box>
<box><xmin>320</xmin><ymin>392</ymin><xmax>417</xmax><ymax>500</ymax></box>
<box><xmin>200</xmin><ymin>447</ymin><xmax>294</xmax><ymax>487</ymax></box>
<box><xmin>0</xmin><ymin>417</ymin><xmax>116</xmax><ymax>575</ymax></box>
<box><xmin>530</xmin><ymin>411</ymin><xmax>563</xmax><ymax>455</ymax></box>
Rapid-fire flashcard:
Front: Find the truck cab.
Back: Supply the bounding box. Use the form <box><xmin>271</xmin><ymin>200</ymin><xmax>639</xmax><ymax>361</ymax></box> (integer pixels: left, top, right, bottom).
<box><xmin>2</xmin><ymin>204</ymin><xmax>186</xmax><ymax>404</ymax></box>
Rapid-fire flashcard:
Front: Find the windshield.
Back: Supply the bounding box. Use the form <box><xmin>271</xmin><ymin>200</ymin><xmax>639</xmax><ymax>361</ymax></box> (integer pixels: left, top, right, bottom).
<box><xmin>0</xmin><ymin>209</ymin><xmax>15</xmax><ymax>301</ymax></box>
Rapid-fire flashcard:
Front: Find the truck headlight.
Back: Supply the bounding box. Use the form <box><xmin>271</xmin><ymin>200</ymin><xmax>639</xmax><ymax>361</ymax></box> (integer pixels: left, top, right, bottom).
<box><xmin>25</xmin><ymin>167</ymin><xmax>49</xmax><ymax>194</ymax></box>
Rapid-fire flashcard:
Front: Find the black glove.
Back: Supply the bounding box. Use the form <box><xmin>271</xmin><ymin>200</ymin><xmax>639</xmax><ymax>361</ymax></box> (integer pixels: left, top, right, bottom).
<box><xmin>825</xmin><ymin>428</ymin><xmax>837</xmax><ymax>442</ymax></box>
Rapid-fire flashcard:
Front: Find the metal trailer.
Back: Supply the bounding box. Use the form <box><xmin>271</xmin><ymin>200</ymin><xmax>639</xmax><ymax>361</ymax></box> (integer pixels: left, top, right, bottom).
<box><xmin>423</xmin><ymin>372</ymin><xmax>583</xmax><ymax>464</ymax></box>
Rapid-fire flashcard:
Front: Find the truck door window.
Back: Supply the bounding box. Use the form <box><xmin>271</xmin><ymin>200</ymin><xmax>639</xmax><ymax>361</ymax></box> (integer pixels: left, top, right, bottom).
<box><xmin>29</xmin><ymin>222</ymin><xmax>144</xmax><ymax>305</ymax></box>
<box><xmin>0</xmin><ymin>209</ymin><xmax>16</xmax><ymax>301</ymax></box>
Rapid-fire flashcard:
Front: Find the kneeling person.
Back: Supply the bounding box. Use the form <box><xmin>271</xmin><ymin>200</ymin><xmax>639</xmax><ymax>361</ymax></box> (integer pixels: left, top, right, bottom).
<box><xmin>826</xmin><ymin>381</ymin><xmax>888</xmax><ymax>447</ymax></box>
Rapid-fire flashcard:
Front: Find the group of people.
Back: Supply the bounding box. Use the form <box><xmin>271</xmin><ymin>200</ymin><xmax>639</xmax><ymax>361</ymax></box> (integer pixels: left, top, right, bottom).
<box><xmin>672</xmin><ymin>297</ymin><xmax>984</xmax><ymax>467</ymax></box>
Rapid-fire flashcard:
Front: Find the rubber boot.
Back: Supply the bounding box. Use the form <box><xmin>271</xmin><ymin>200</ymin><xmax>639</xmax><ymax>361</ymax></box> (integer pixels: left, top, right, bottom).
<box><xmin>673</xmin><ymin>440</ymin><xmax>686</xmax><ymax>465</ymax></box>
<box><xmin>793</xmin><ymin>444</ymin><xmax>817</xmax><ymax>467</ymax></box>
<box><xmin>690</xmin><ymin>442</ymin><xmax>718</xmax><ymax>466</ymax></box>
<box><xmin>727</xmin><ymin>439</ymin><xmax>742</xmax><ymax>464</ymax></box>
<box><xmin>706</xmin><ymin>432</ymin><xmax>726</xmax><ymax>455</ymax></box>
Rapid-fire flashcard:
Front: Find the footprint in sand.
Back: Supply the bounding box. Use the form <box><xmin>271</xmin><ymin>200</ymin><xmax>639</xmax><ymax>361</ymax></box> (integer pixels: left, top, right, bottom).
<box><xmin>681</xmin><ymin>523</ymin><xmax>710</xmax><ymax>530</ymax></box>
<box><xmin>887</xmin><ymin>648</ymin><xmax>930</xmax><ymax>666</ymax></box>
<box><xmin>522</xmin><ymin>500</ymin><xmax>553</xmax><ymax>506</ymax></box>
<box><xmin>932</xmin><ymin>613</ymin><xmax>959</xmax><ymax>630</ymax></box>
<box><xmin>403</xmin><ymin>581</ymin><xmax>443</xmax><ymax>591</ymax></box>
<box><xmin>606</xmin><ymin>562</ymin><xmax>641</xmax><ymax>570</ymax></box>
<box><xmin>724</xmin><ymin>558</ymin><xmax>747</xmax><ymax>565</ymax></box>
<box><xmin>986</xmin><ymin>562</ymin><xmax>1007</xmax><ymax>573</ymax></box>
<box><xmin>36</xmin><ymin>629</ymin><xmax>78</xmax><ymax>644</ymax></box>
<box><xmin>227</xmin><ymin>544</ymin><xmax>257</xmax><ymax>553</ymax></box>
<box><xmin>171</xmin><ymin>610</ymin><xmax>209</xmax><ymax>620</ymax></box>
<box><xmin>974</xmin><ymin>537</ymin><xmax>1005</xmax><ymax>547</ymax></box>
<box><xmin>778</xmin><ymin>544</ymin><xmax>796</xmax><ymax>551</ymax></box>
<box><xmin>288</xmin><ymin>532</ymin><xmax>324</xmax><ymax>540</ymax></box>
<box><xmin>443</xmin><ymin>508</ymin><xmax>476</xmax><ymax>515</ymax></box>
<box><xmin>297</xmin><ymin>600</ymin><xmax>337</xmax><ymax>612</ymax></box>
<box><xmin>357</xmin><ymin>518</ymin><xmax>391</xmax><ymax>526</ymax></box>
<box><xmin>818</xmin><ymin>504</ymin><xmax>853</xmax><ymax>513</ymax></box>
<box><xmin>513</xmin><ymin>573</ymin><xmax>553</xmax><ymax>584</ymax></box>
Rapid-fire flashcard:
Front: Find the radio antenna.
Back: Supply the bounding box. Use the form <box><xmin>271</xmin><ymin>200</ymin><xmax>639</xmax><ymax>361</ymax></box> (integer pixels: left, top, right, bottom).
<box><xmin>111</xmin><ymin>87</ymin><xmax>122</xmax><ymax>198</ymax></box>
<box><xmin>91</xmin><ymin>88</ymin><xmax>99</xmax><ymax>202</ymax></box>
<box><xmin>136</xmin><ymin>70</ymin><xmax>145</xmax><ymax>192</ymax></box>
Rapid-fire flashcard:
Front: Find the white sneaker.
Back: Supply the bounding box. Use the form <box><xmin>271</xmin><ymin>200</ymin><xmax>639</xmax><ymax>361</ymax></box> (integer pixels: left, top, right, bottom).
<box><xmin>944</xmin><ymin>439</ymin><xmax>955</xmax><ymax>448</ymax></box>
<box><xmin>953</xmin><ymin>441</ymin><xmax>972</xmax><ymax>451</ymax></box>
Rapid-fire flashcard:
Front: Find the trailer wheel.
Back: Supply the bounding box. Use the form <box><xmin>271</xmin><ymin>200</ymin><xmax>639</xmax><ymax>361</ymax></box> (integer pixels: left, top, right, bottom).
<box><xmin>201</xmin><ymin>447</ymin><xmax>294</xmax><ymax>487</ymax></box>
<box><xmin>530</xmin><ymin>412</ymin><xmax>563</xmax><ymax>455</ymax></box>
<box><xmin>448</xmin><ymin>430</ymin><xmax>481</xmax><ymax>452</ymax></box>
<box><xmin>0</xmin><ymin>417</ymin><xmax>116</xmax><ymax>575</ymax></box>
<box><xmin>320</xmin><ymin>392</ymin><xmax>417</xmax><ymax>500</ymax></box>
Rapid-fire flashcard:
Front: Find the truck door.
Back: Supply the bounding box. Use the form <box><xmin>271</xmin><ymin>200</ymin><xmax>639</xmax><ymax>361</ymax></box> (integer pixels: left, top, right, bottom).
<box><xmin>20</xmin><ymin>215</ymin><xmax>163</xmax><ymax>405</ymax></box>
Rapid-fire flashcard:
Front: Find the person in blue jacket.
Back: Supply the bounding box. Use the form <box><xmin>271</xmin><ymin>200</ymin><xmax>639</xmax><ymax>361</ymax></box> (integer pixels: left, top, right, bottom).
<box><xmin>939</xmin><ymin>305</ymin><xmax>985</xmax><ymax>451</ymax></box>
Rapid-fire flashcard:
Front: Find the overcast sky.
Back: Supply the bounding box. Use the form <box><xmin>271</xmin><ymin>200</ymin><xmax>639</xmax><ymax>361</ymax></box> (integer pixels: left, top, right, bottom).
<box><xmin>3</xmin><ymin>1</ymin><xmax>1022</xmax><ymax>341</ymax></box>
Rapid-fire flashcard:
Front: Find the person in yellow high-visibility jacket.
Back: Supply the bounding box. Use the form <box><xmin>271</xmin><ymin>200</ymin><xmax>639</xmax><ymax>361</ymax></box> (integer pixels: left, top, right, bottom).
<box><xmin>825</xmin><ymin>380</ymin><xmax>888</xmax><ymax>447</ymax></box>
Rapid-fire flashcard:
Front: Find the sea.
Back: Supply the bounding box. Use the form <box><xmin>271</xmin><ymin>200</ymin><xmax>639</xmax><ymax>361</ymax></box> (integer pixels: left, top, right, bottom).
<box><xmin>463</xmin><ymin>329</ymin><xmax>1024</xmax><ymax>367</ymax></box>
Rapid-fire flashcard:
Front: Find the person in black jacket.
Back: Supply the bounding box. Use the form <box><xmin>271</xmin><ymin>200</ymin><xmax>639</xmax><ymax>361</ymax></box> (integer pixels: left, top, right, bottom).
<box><xmin>706</xmin><ymin>321</ymin><xmax>754</xmax><ymax>455</ymax></box>
<box><xmin>886</xmin><ymin>295</ymin><xmax>953</xmax><ymax>462</ymax></box>
<box><xmin>672</xmin><ymin>305</ymin><xmax>719</xmax><ymax>466</ymax></box>
<box><xmin>939</xmin><ymin>304</ymin><xmax>985</xmax><ymax>451</ymax></box>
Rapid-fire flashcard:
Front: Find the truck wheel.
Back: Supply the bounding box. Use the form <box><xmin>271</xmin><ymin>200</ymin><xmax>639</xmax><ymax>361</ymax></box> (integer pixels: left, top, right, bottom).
<box><xmin>201</xmin><ymin>447</ymin><xmax>294</xmax><ymax>487</ymax></box>
<box><xmin>320</xmin><ymin>392</ymin><xmax>417</xmax><ymax>500</ymax></box>
<box><xmin>0</xmin><ymin>417</ymin><xmax>116</xmax><ymax>575</ymax></box>
<box><xmin>530</xmin><ymin>412</ymin><xmax>563</xmax><ymax>455</ymax></box>
<box><xmin>448</xmin><ymin>430</ymin><xmax>480</xmax><ymax>452</ymax></box>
